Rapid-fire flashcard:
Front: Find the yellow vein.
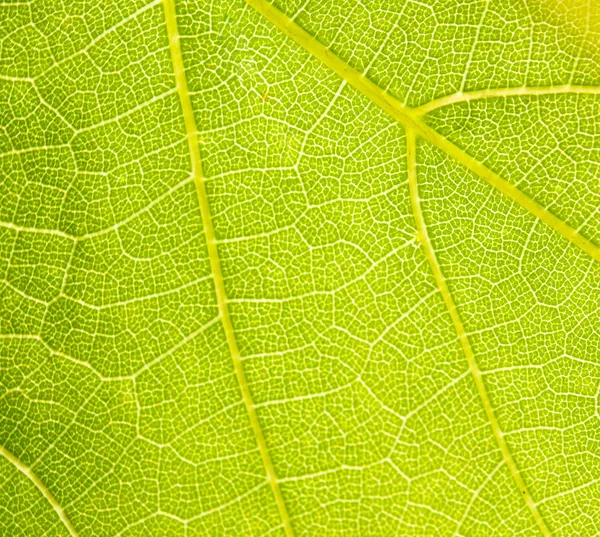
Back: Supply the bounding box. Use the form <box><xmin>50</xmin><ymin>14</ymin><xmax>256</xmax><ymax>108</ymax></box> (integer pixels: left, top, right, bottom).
<box><xmin>162</xmin><ymin>0</ymin><xmax>294</xmax><ymax>535</ymax></box>
<box><xmin>405</xmin><ymin>129</ymin><xmax>551</xmax><ymax>537</ymax></box>
<box><xmin>246</xmin><ymin>0</ymin><xmax>600</xmax><ymax>263</ymax></box>
<box><xmin>414</xmin><ymin>84</ymin><xmax>600</xmax><ymax>115</ymax></box>
<box><xmin>0</xmin><ymin>445</ymin><xmax>79</xmax><ymax>537</ymax></box>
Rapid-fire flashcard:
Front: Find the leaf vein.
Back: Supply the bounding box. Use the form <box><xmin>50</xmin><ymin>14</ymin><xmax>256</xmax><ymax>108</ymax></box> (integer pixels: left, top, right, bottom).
<box><xmin>247</xmin><ymin>0</ymin><xmax>600</xmax><ymax>263</ymax></box>
<box><xmin>414</xmin><ymin>84</ymin><xmax>600</xmax><ymax>116</ymax></box>
<box><xmin>0</xmin><ymin>446</ymin><xmax>80</xmax><ymax>537</ymax></box>
<box><xmin>406</xmin><ymin>128</ymin><xmax>551</xmax><ymax>536</ymax></box>
<box><xmin>162</xmin><ymin>0</ymin><xmax>295</xmax><ymax>535</ymax></box>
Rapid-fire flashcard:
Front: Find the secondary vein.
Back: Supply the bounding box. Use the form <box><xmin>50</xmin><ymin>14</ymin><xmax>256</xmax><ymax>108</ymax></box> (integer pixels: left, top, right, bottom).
<box><xmin>413</xmin><ymin>84</ymin><xmax>600</xmax><ymax>115</ymax></box>
<box><xmin>0</xmin><ymin>445</ymin><xmax>80</xmax><ymax>537</ymax></box>
<box><xmin>406</xmin><ymin>129</ymin><xmax>551</xmax><ymax>537</ymax></box>
<box><xmin>162</xmin><ymin>1</ymin><xmax>294</xmax><ymax>535</ymax></box>
<box><xmin>247</xmin><ymin>0</ymin><xmax>600</xmax><ymax>263</ymax></box>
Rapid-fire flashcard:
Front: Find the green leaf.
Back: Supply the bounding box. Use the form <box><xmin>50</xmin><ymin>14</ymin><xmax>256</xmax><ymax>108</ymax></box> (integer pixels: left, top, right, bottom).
<box><xmin>1</xmin><ymin>0</ymin><xmax>599</xmax><ymax>535</ymax></box>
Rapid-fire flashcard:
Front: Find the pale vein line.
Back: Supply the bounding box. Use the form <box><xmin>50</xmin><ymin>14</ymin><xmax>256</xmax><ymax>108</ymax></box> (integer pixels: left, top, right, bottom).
<box><xmin>405</xmin><ymin>128</ymin><xmax>551</xmax><ymax>537</ymax></box>
<box><xmin>161</xmin><ymin>1</ymin><xmax>294</xmax><ymax>535</ymax></box>
<box><xmin>414</xmin><ymin>84</ymin><xmax>600</xmax><ymax>116</ymax></box>
<box><xmin>0</xmin><ymin>445</ymin><xmax>79</xmax><ymax>537</ymax></box>
<box><xmin>0</xmin><ymin>221</ymin><xmax>76</xmax><ymax>239</ymax></box>
<box><xmin>247</xmin><ymin>0</ymin><xmax>600</xmax><ymax>263</ymax></box>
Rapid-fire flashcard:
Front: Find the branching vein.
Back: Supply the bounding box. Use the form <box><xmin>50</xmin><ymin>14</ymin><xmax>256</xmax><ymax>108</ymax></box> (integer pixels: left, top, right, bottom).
<box><xmin>245</xmin><ymin>0</ymin><xmax>599</xmax><ymax>531</ymax></box>
<box><xmin>247</xmin><ymin>0</ymin><xmax>600</xmax><ymax>264</ymax></box>
<box><xmin>414</xmin><ymin>84</ymin><xmax>600</xmax><ymax>115</ymax></box>
<box><xmin>405</xmin><ymin>129</ymin><xmax>552</xmax><ymax>537</ymax></box>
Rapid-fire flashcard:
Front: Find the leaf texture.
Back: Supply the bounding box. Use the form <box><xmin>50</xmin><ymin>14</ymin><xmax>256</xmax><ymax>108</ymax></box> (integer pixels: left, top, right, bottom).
<box><xmin>0</xmin><ymin>0</ymin><xmax>599</xmax><ymax>536</ymax></box>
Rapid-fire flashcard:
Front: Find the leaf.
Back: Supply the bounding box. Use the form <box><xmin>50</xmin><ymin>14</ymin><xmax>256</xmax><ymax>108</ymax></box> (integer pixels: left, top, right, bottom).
<box><xmin>0</xmin><ymin>0</ymin><xmax>599</xmax><ymax>535</ymax></box>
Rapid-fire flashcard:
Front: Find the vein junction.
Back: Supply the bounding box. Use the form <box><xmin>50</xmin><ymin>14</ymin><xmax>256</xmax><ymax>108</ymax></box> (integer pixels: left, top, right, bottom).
<box><xmin>247</xmin><ymin>0</ymin><xmax>600</xmax><ymax>264</ymax></box>
<box><xmin>246</xmin><ymin>0</ymin><xmax>600</xmax><ymax>533</ymax></box>
<box><xmin>162</xmin><ymin>0</ymin><xmax>294</xmax><ymax>534</ymax></box>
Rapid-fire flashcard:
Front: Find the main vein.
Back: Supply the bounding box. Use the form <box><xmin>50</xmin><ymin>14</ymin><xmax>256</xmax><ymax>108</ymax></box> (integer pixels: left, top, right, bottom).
<box><xmin>247</xmin><ymin>0</ymin><xmax>600</xmax><ymax>263</ymax></box>
<box><xmin>162</xmin><ymin>1</ymin><xmax>294</xmax><ymax>535</ymax></box>
<box><xmin>0</xmin><ymin>445</ymin><xmax>79</xmax><ymax>537</ymax></box>
<box><xmin>405</xmin><ymin>129</ymin><xmax>551</xmax><ymax>536</ymax></box>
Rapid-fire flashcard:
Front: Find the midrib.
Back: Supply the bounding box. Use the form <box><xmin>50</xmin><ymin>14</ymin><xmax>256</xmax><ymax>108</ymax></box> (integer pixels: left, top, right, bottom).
<box><xmin>406</xmin><ymin>129</ymin><xmax>551</xmax><ymax>536</ymax></box>
<box><xmin>161</xmin><ymin>1</ymin><xmax>294</xmax><ymax>535</ymax></box>
<box><xmin>0</xmin><ymin>445</ymin><xmax>79</xmax><ymax>537</ymax></box>
<box><xmin>247</xmin><ymin>0</ymin><xmax>600</xmax><ymax>264</ymax></box>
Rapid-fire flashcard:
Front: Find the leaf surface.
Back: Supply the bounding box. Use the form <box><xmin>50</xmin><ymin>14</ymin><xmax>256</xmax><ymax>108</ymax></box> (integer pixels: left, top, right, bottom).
<box><xmin>0</xmin><ymin>0</ymin><xmax>599</xmax><ymax>535</ymax></box>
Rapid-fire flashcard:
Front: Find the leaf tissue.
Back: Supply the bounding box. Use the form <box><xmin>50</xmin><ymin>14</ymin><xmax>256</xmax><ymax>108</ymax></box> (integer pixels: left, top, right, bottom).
<box><xmin>1</xmin><ymin>0</ymin><xmax>599</xmax><ymax>535</ymax></box>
